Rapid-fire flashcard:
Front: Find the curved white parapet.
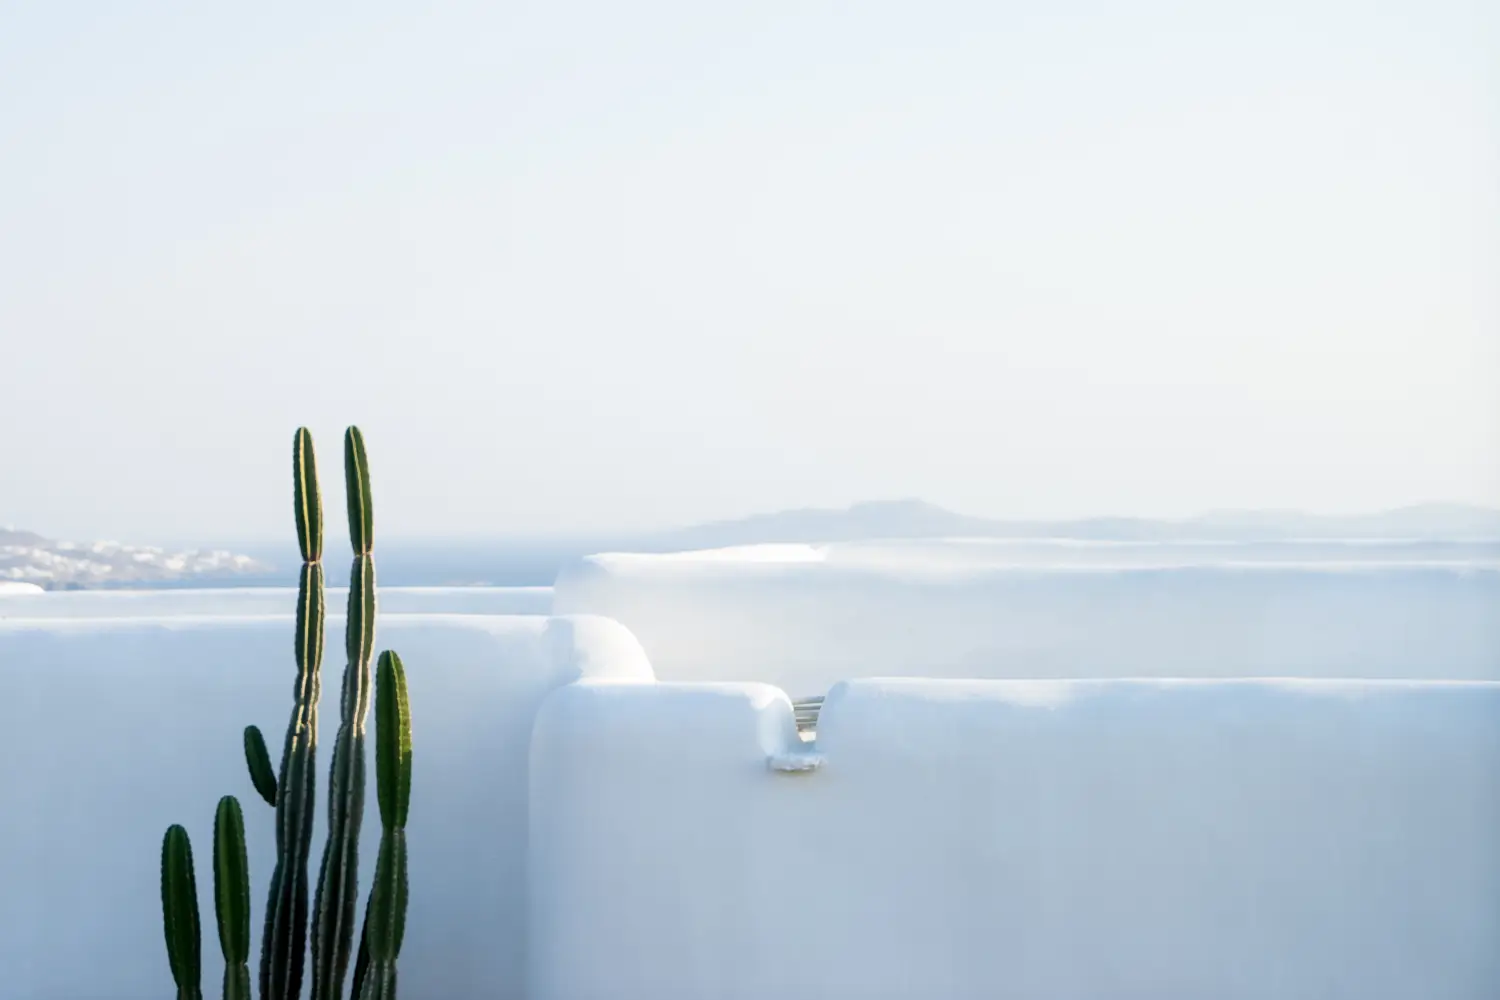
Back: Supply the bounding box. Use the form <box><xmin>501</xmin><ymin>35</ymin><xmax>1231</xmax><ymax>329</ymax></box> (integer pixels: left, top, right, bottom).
<box><xmin>527</xmin><ymin>677</ymin><xmax>1500</xmax><ymax>1000</ymax></box>
<box><xmin>0</xmin><ymin>585</ymin><xmax>553</xmax><ymax>619</ymax></box>
<box><xmin>554</xmin><ymin>542</ymin><xmax>1500</xmax><ymax>694</ymax></box>
<box><xmin>0</xmin><ymin>581</ymin><xmax>45</xmax><ymax>595</ymax></box>
<box><xmin>542</xmin><ymin>613</ymin><xmax>654</xmax><ymax>684</ymax></box>
<box><xmin>0</xmin><ymin>612</ymin><xmax>650</xmax><ymax>1000</ymax></box>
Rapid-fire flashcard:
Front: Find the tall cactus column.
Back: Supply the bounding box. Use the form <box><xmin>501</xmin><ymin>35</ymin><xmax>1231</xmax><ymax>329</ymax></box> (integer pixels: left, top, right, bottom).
<box><xmin>311</xmin><ymin>427</ymin><xmax>378</xmax><ymax>1000</ymax></box>
<box><xmin>261</xmin><ymin>427</ymin><xmax>327</xmax><ymax>1000</ymax></box>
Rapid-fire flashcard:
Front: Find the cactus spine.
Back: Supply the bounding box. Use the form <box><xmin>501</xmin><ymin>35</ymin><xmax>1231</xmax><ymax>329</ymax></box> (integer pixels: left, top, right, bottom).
<box><xmin>261</xmin><ymin>427</ymin><xmax>326</xmax><ymax>1000</ymax></box>
<box><xmin>213</xmin><ymin>797</ymin><xmax>253</xmax><ymax>1000</ymax></box>
<box><xmin>353</xmin><ymin>651</ymin><xmax>411</xmax><ymax>1000</ymax></box>
<box><xmin>309</xmin><ymin>427</ymin><xmax>377</xmax><ymax>1000</ymax></box>
<box><xmin>162</xmin><ymin>825</ymin><xmax>204</xmax><ymax>1000</ymax></box>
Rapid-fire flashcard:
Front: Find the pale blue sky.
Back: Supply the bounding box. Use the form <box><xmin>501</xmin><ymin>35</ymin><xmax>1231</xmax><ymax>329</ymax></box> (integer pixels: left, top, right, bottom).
<box><xmin>2</xmin><ymin>1</ymin><xmax>1496</xmax><ymax>543</ymax></box>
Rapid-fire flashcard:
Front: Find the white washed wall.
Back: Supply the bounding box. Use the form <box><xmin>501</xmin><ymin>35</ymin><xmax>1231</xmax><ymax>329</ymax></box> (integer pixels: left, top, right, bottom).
<box><xmin>0</xmin><ymin>613</ymin><xmax>648</xmax><ymax>1000</ymax></box>
<box><xmin>554</xmin><ymin>544</ymin><xmax>1500</xmax><ymax>695</ymax></box>
<box><xmin>528</xmin><ymin>678</ymin><xmax>1500</xmax><ymax>1000</ymax></box>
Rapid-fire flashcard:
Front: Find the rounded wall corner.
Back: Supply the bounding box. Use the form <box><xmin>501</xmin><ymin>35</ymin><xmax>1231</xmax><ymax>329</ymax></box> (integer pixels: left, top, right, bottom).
<box><xmin>544</xmin><ymin>613</ymin><xmax>657</xmax><ymax>685</ymax></box>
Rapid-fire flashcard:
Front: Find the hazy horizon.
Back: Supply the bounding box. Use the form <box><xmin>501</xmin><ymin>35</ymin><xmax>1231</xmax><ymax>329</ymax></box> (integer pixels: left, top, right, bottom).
<box><xmin>4</xmin><ymin>2</ymin><xmax>1496</xmax><ymax>543</ymax></box>
<box><xmin>10</xmin><ymin>496</ymin><xmax>1500</xmax><ymax>553</ymax></box>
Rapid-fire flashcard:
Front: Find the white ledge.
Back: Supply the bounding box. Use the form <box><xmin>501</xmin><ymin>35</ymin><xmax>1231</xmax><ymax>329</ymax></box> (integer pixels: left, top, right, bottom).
<box><xmin>767</xmin><ymin>751</ymin><xmax>825</xmax><ymax>773</ymax></box>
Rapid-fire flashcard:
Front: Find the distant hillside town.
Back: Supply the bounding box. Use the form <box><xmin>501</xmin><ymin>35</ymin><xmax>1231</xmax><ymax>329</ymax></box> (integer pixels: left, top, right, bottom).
<box><xmin>0</xmin><ymin>527</ymin><xmax>268</xmax><ymax>589</ymax></box>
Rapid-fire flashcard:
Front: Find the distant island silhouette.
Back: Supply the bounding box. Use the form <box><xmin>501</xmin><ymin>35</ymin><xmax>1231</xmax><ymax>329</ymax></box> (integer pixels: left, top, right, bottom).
<box><xmin>649</xmin><ymin>500</ymin><xmax>1500</xmax><ymax>548</ymax></box>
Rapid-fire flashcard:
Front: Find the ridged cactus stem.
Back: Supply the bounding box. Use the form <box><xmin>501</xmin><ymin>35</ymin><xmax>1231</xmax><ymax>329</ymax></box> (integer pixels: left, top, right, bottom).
<box><xmin>355</xmin><ymin>651</ymin><xmax>412</xmax><ymax>1000</ymax></box>
<box><xmin>261</xmin><ymin>427</ymin><xmax>325</xmax><ymax>1000</ymax></box>
<box><xmin>161</xmin><ymin>825</ymin><xmax>204</xmax><ymax>1000</ymax></box>
<box><xmin>213</xmin><ymin>797</ymin><xmax>252</xmax><ymax>1000</ymax></box>
<box><xmin>349</xmin><ymin>912</ymin><xmax>373</xmax><ymax>1000</ymax></box>
<box><xmin>310</xmin><ymin>426</ymin><xmax>377</xmax><ymax>1000</ymax></box>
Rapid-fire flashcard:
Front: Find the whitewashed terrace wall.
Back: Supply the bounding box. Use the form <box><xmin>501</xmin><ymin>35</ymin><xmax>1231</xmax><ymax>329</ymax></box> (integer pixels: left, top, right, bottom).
<box><xmin>0</xmin><ymin>613</ymin><xmax>649</xmax><ymax>1000</ymax></box>
<box><xmin>554</xmin><ymin>544</ymin><xmax>1500</xmax><ymax>695</ymax></box>
<box><xmin>10</xmin><ymin>562</ymin><xmax>1500</xmax><ymax>999</ymax></box>
<box><xmin>528</xmin><ymin>677</ymin><xmax>1500</xmax><ymax>1000</ymax></box>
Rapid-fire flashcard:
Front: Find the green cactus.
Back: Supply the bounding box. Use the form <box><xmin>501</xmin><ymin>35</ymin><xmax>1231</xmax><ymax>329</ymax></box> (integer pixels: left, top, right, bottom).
<box><xmin>352</xmin><ymin>651</ymin><xmax>412</xmax><ymax>1000</ymax></box>
<box><xmin>309</xmin><ymin>427</ymin><xmax>378</xmax><ymax>1000</ymax></box>
<box><xmin>213</xmin><ymin>797</ymin><xmax>253</xmax><ymax>1000</ymax></box>
<box><xmin>161</xmin><ymin>802</ymin><xmax>257</xmax><ymax>1000</ymax></box>
<box><xmin>161</xmin><ymin>825</ymin><xmax>204</xmax><ymax>1000</ymax></box>
<box><xmin>160</xmin><ymin>426</ymin><xmax>415</xmax><ymax>1000</ymax></box>
<box><xmin>244</xmin><ymin>726</ymin><xmax>278</xmax><ymax>807</ymax></box>
<box><xmin>261</xmin><ymin>427</ymin><xmax>327</xmax><ymax>1000</ymax></box>
<box><xmin>349</xmin><ymin>914</ymin><xmax>373</xmax><ymax>1000</ymax></box>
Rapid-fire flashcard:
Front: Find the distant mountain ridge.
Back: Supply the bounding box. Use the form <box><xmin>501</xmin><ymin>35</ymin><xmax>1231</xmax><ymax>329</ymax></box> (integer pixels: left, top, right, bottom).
<box><xmin>654</xmin><ymin>500</ymin><xmax>1500</xmax><ymax>548</ymax></box>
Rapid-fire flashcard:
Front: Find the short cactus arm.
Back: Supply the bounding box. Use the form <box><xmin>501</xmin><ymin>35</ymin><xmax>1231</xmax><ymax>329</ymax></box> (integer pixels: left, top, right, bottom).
<box><xmin>243</xmin><ymin>726</ymin><xmax>277</xmax><ymax>807</ymax></box>
<box><xmin>161</xmin><ymin>824</ymin><xmax>204</xmax><ymax>1000</ymax></box>
<box><xmin>213</xmin><ymin>797</ymin><xmax>252</xmax><ymax>1000</ymax></box>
